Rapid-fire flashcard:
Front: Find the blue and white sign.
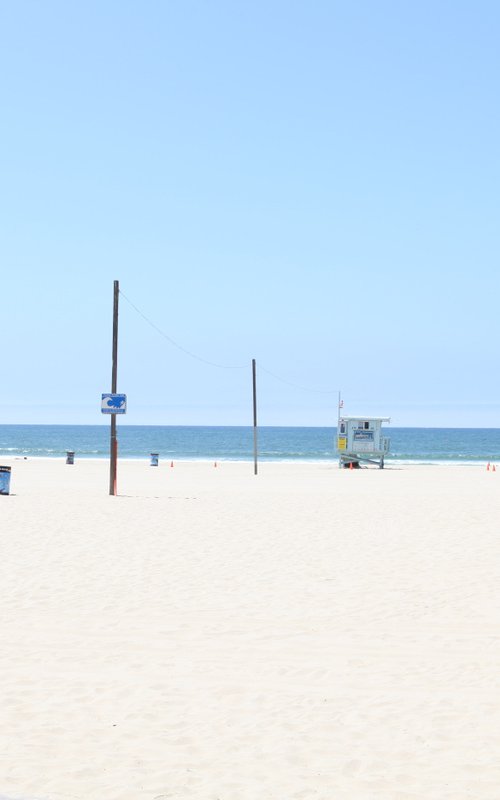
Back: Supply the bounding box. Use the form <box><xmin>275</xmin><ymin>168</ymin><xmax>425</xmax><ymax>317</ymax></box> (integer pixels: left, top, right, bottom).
<box><xmin>353</xmin><ymin>430</ymin><xmax>373</xmax><ymax>441</ymax></box>
<box><xmin>101</xmin><ymin>393</ymin><xmax>127</xmax><ymax>414</ymax></box>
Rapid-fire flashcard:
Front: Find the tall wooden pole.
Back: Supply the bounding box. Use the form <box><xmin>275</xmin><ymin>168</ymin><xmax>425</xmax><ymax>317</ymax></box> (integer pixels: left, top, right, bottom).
<box><xmin>109</xmin><ymin>280</ymin><xmax>119</xmax><ymax>496</ymax></box>
<box><xmin>252</xmin><ymin>358</ymin><xmax>258</xmax><ymax>475</ymax></box>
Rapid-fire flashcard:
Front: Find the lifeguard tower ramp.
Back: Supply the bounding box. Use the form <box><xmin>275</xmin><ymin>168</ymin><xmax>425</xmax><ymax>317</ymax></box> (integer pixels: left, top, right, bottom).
<box><xmin>337</xmin><ymin>416</ymin><xmax>391</xmax><ymax>469</ymax></box>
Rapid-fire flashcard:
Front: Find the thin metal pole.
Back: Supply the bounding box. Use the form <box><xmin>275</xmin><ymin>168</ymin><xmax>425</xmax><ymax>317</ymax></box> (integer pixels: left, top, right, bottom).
<box><xmin>252</xmin><ymin>358</ymin><xmax>258</xmax><ymax>475</ymax></box>
<box><xmin>109</xmin><ymin>280</ymin><xmax>119</xmax><ymax>495</ymax></box>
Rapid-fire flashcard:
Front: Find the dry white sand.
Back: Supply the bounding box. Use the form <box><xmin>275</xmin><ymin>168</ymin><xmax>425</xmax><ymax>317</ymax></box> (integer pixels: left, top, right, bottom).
<box><xmin>0</xmin><ymin>458</ymin><xmax>499</xmax><ymax>800</ymax></box>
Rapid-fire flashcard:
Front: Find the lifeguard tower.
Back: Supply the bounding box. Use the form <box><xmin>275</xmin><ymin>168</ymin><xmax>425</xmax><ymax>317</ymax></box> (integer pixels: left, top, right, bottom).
<box><xmin>337</xmin><ymin>415</ymin><xmax>391</xmax><ymax>469</ymax></box>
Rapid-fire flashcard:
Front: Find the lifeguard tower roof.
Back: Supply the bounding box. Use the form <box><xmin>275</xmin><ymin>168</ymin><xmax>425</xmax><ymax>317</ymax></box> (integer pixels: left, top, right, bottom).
<box><xmin>340</xmin><ymin>416</ymin><xmax>391</xmax><ymax>423</ymax></box>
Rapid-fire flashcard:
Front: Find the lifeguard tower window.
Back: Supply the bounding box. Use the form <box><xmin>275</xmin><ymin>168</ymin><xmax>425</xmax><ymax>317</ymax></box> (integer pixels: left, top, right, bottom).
<box><xmin>364</xmin><ymin>422</ymin><xmax>370</xmax><ymax>429</ymax></box>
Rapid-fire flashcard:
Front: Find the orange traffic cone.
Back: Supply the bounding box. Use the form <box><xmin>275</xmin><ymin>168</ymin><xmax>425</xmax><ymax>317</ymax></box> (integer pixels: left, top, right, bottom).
<box><xmin>493</xmin><ymin>465</ymin><xmax>496</xmax><ymax>472</ymax></box>
<box><xmin>170</xmin><ymin>461</ymin><xmax>174</xmax><ymax>468</ymax></box>
<box><xmin>349</xmin><ymin>462</ymin><xmax>353</xmax><ymax>470</ymax></box>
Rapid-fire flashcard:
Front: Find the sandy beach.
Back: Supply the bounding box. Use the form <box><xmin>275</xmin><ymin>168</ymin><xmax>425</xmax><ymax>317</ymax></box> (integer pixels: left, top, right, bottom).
<box><xmin>0</xmin><ymin>458</ymin><xmax>499</xmax><ymax>800</ymax></box>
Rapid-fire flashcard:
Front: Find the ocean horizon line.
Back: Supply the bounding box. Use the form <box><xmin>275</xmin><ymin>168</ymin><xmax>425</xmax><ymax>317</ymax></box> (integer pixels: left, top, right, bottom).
<box><xmin>1</xmin><ymin>423</ymin><xmax>500</xmax><ymax>430</ymax></box>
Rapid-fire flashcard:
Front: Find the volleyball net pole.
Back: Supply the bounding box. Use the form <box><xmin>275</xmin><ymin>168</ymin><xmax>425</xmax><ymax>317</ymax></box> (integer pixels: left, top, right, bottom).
<box><xmin>252</xmin><ymin>358</ymin><xmax>258</xmax><ymax>475</ymax></box>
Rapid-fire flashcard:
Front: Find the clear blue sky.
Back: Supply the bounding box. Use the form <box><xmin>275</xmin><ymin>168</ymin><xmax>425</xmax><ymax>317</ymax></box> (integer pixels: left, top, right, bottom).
<box><xmin>1</xmin><ymin>1</ymin><xmax>499</xmax><ymax>427</ymax></box>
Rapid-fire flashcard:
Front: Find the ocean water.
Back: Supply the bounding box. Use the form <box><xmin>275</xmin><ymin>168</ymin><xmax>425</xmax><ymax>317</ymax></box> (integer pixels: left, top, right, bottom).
<box><xmin>0</xmin><ymin>425</ymin><xmax>499</xmax><ymax>464</ymax></box>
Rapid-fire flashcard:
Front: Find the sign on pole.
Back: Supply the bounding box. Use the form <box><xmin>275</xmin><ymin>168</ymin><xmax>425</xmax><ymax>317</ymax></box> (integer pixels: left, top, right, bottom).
<box><xmin>101</xmin><ymin>393</ymin><xmax>127</xmax><ymax>414</ymax></box>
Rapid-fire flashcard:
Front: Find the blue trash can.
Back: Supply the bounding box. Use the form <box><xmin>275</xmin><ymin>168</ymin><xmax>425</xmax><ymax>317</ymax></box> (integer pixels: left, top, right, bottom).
<box><xmin>150</xmin><ymin>453</ymin><xmax>159</xmax><ymax>467</ymax></box>
<box><xmin>66</xmin><ymin>451</ymin><xmax>75</xmax><ymax>465</ymax></box>
<box><xmin>0</xmin><ymin>466</ymin><xmax>11</xmax><ymax>495</ymax></box>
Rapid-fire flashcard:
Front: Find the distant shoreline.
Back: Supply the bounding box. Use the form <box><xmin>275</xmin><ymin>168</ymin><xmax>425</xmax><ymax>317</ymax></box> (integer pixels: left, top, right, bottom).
<box><xmin>0</xmin><ymin>455</ymin><xmax>491</xmax><ymax>468</ymax></box>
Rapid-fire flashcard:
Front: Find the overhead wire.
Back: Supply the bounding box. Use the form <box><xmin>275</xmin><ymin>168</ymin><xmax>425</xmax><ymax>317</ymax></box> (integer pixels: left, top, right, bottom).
<box><xmin>119</xmin><ymin>288</ymin><xmax>338</xmax><ymax>395</ymax></box>
<box><xmin>119</xmin><ymin>289</ymin><xmax>247</xmax><ymax>370</ymax></box>
<box><xmin>258</xmin><ymin>364</ymin><xmax>338</xmax><ymax>395</ymax></box>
